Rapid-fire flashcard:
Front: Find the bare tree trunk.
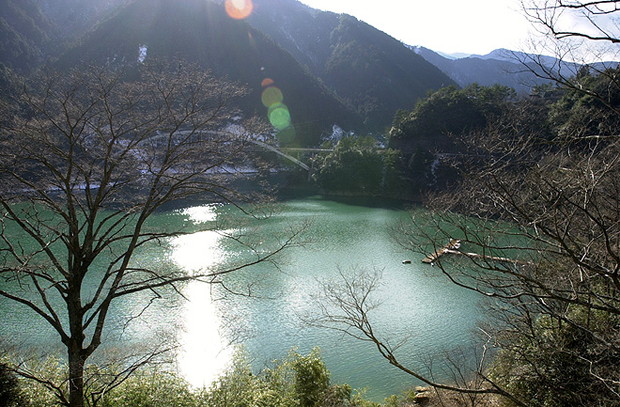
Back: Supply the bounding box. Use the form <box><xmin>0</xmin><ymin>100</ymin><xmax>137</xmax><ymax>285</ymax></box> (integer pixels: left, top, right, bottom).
<box><xmin>68</xmin><ymin>343</ymin><xmax>85</xmax><ymax>407</ymax></box>
<box><xmin>67</xmin><ymin>270</ymin><xmax>87</xmax><ymax>407</ymax></box>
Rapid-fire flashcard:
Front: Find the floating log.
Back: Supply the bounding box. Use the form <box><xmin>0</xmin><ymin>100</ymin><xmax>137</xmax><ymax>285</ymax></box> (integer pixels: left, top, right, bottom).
<box><xmin>422</xmin><ymin>239</ymin><xmax>531</xmax><ymax>266</ymax></box>
<box><xmin>444</xmin><ymin>249</ymin><xmax>532</xmax><ymax>265</ymax></box>
<box><xmin>421</xmin><ymin>239</ymin><xmax>461</xmax><ymax>264</ymax></box>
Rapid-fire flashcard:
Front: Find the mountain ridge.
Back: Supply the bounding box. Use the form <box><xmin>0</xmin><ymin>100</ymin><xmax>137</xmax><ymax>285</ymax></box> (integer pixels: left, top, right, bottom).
<box><xmin>247</xmin><ymin>0</ymin><xmax>455</xmax><ymax>131</ymax></box>
<box><xmin>411</xmin><ymin>45</ymin><xmax>554</xmax><ymax>93</ymax></box>
<box><xmin>52</xmin><ymin>0</ymin><xmax>362</xmax><ymax>146</ymax></box>
<box><xmin>2</xmin><ymin>0</ymin><xmax>600</xmax><ymax>142</ymax></box>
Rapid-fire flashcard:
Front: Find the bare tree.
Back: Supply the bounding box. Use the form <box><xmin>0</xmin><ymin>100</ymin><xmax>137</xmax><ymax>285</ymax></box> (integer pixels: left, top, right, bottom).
<box><xmin>398</xmin><ymin>90</ymin><xmax>620</xmax><ymax>405</ymax></box>
<box><xmin>312</xmin><ymin>3</ymin><xmax>620</xmax><ymax>401</ymax></box>
<box><xmin>519</xmin><ymin>0</ymin><xmax>620</xmax><ymax>105</ymax></box>
<box><xmin>0</xmin><ymin>62</ymin><xmax>301</xmax><ymax>407</ymax></box>
<box><xmin>524</xmin><ymin>0</ymin><xmax>620</xmax><ymax>45</ymax></box>
<box><xmin>309</xmin><ymin>269</ymin><xmax>529</xmax><ymax>407</ymax></box>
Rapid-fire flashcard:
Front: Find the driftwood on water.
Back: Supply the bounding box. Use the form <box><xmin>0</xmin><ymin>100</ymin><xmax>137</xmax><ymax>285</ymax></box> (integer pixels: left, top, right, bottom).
<box><xmin>422</xmin><ymin>240</ymin><xmax>531</xmax><ymax>266</ymax></box>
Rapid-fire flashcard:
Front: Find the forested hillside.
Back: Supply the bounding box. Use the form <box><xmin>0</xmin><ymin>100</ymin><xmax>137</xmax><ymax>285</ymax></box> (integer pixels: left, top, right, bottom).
<box><xmin>248</xmin><ymin>0</ymin><xmax>455</xmax><ymax>131</ymax></box>
<box><xmin>0</xmin><ymin>0</ymin><xmax>56</xmax><ymax>73</ymax></box>
<box><xmin>52</xmin><ymin>0</ymin><xmax>362</xmax><ymax>146</ymax></box>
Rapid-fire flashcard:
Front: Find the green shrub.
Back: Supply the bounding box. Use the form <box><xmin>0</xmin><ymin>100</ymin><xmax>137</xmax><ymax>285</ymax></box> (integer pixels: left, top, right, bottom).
<box><xmin>4</xmin><ymin>347</ymin><xmax>386</xmax><ymax>407</ymax></box>
<box><xmin>100</xmin><ymin>371</ymin><xmax>198</xmax><ymax>407</ymax></box>
<box><xmin>292</xmin><ymin>349</ymin><xmax>331</xmax><ymax>407</ymax></box>
<box><xmin>0</xmin><ymin>363</ymin><xmax>22</xmax><ymax>407</ymax></box>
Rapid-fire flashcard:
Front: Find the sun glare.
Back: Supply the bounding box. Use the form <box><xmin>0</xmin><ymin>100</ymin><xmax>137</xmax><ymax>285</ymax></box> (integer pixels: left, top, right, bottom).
<box><xmin>225</xmin><ymin>0</ymin><xmax>253</xmax><ymax>20</ymax></box>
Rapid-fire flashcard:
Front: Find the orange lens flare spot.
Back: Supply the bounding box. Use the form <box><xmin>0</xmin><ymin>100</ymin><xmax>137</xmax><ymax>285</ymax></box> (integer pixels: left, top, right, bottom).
<box><xmin>261</xmin><ymin>87</ymin><xmax>284</xmax><ymax>107</ymax></box>
<box><xmin>225</xmin><ymin>0</ymin><xmax>253</xmax><ymax>20</ymax></box>
<box><xmin>261</xmin><ymin>78</ymin><xmax>275</xmax><ymax>88</ymax></box>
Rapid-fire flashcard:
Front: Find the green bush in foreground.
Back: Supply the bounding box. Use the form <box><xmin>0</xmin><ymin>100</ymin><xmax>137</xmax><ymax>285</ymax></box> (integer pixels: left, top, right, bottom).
<box><xmin>0</xmin><ymin>362</ymin><xmax>23</xmax><ymax>407</ymax></box>
<box><xmin>7</xmin><ymin>348</ymin><xmax>415</xmax><ymax>407</ymax></box>
<box><xmin>100</xmin><ymin>372</ymin><xmax>197</xmax><ymax>407</ymax></box>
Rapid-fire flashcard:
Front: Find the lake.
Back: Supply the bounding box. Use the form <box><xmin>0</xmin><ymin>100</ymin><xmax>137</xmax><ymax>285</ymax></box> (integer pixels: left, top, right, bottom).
<box><xmin>0</xmin><ymin>195</ymin><xmax>483</xmax><ymax>401</ymax></box>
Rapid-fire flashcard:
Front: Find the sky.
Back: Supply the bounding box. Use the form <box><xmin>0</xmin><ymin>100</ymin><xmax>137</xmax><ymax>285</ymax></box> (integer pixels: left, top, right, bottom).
<box><xmin>296</xmin><ymin>0</ymin><xmax>534</xmax><ymax>56</ymax></box>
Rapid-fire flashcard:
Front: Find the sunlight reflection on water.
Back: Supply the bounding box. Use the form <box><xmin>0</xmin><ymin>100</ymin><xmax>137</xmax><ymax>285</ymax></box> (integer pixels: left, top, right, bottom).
<box><xmin>172</xmin><ymin>205</ymin><xmax>233</xmax><ymax>387</ymax></box>
<box><xmin>177</xmin><ymin>281</ymin><xmax>233</xmax><ymax>388</ymax></box>
<box><xmin>162</xmin><ymin>198</ymin><xmax>482</xmax><ymax>400</ymax></box>
<box><xmin>170</xmin><ymin>230</ymin><xmax>224</xmax><ymax>272</ymax></box>
<box><xmin>181</xmin><ymin>204</ymin><xmax>219</xmax><ymax>224</ymax></box>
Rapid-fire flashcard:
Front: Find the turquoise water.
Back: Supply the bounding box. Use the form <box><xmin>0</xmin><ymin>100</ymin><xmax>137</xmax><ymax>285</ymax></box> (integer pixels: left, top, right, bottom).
<box><xmin>0</xmin><ymin>196</ymin><xmax>483</xmax><ymax>401</ymax></box>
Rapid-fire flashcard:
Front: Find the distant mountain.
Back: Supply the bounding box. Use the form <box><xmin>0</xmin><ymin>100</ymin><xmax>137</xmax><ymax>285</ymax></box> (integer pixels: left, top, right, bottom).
<box><xmin>469</xmin><ymin>48</ymin><xmax>519</xmax><ymax>62</ymax></box>
<box><xmin>436</xmin><ymin>51</ymin><xmax>472</xmax><ymax>60</ymax></box>
<box><xmin>247</xmin><ymin>0</ymin><xmax>455</xmax><ymax>131</ymax></box>
<box><xmin>10</xmin><ymin>0</ymin><xmax>609</xmax><ymax>144</ymax></box>
<box><xmin>413</xmin><ymin>46</ymin><xmax>553</xmax><ymax>93</ymax></box>
<box><xmin>53</xmin><ymin>0</ymin><xmax>361</xmax><ymax>146</ymax></box>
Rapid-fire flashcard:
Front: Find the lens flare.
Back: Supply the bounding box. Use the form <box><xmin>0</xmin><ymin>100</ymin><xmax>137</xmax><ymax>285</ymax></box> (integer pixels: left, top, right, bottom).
<box><xmin>277</xmin><ymin>126</ymin><xmax>296</xmax><ymax>144</ymax></box>
<box><xmin>260</xmin><ymin>77</ymin><xmax>293</xmax><ymax>132</ymax></box>
<box><xmin>261</xmin><ymin>86</ymin><xmax>284</xmax><ymax>107</ymax></box>
<box><xmin>225</xmin><ymin>0</ymin><xmax>253</xmax><ymax>20</ymax></box>
<box><xmin>268</xmin><ymin>103</ymin><xmax>292</xmax><ymax>130</ymax></box>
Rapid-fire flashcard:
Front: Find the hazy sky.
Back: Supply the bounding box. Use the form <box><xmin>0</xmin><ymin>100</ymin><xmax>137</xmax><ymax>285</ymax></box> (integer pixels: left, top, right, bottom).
<box><xmin>296</xmin><ymin>0</ymin><xmax>534</xmax><ymax>56</ymax></box>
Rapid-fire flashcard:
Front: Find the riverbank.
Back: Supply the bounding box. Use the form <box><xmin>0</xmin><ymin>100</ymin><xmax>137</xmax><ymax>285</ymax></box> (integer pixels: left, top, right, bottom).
<box><xmin>276</xmin><ymin>180</ymin><xmax>422</xmax><ymax>208</ymax></box>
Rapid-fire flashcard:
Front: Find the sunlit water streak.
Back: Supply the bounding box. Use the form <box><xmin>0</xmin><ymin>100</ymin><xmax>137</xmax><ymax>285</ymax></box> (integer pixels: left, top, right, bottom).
<box><xmin>166</xmin><ymin>197</ymin><xmax>483</xmax><ymax>400</ymax></box>
<box><xmin>0</xmin><ymin>197</ymin><xmax>483</xmax><ymax>401</ymax></box>
<box><xmin>170</xmin><ymin>205</ymin><xmax>234</xmax><ymax>387</ymax></box>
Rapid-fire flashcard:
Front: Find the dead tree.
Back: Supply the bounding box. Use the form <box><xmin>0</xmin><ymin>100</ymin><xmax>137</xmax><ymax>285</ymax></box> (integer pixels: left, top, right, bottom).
<box><xmin>0</xmin><ymin>62</ymin><xmax>300</xmax><ymax>407</ymax></box>
<box><xmin>312</xmin><ymin>4</ymin><xmax>620</xmax><ymax>396</ymax></box>
<box><xmin>402</xmin><ymin>95</ymin><xmax>620</xmax><ymax>405</ymax></box>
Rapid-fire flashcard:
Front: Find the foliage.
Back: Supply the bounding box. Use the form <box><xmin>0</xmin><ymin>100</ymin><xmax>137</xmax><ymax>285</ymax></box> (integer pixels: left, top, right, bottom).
<box><xmin>0</xmin><ymin>362</ymin><xmax>23</xmax><ymax>407</ymax></box>
<box><xmin>311</xmin><ymin>136</ymin><xmax>402</xmax><ymax>196</ymax></box>
<box><xmin>206</xmin><ymin>348</ymin><xmax>355</xmax><ymax>407</ymax></box>
<box><xmin>100</xmin><ymin>348</ymin><xmax>361</xmax><ymax>407</ymax></box>
<box><xmin>548</xmin><ymin>66</ymin><xmax>620</xmax><ymax>140</ymax></box>
<box><xmin>4</xmin><ymin>356</ymin><xmax>67</xmax><ymax>407</ymax></box>
<box><xmin>388</xmin><ymin>84</ymin><xmax>515</xmax><ymax>193</ymax></box>
<box><xmin>291</xmin><ymin>349</ymin><xmax>332</xmax><ymax>407</ymax></box>
<box><xmin>491</xmin><ymin>308</ymin><xmax>620</xmax><ymax>407</ymax></box>
<box><xmin>100</xmin><ymin>371</ymin><xmax>197</xmax><ymax>407</ymax></box>
<box><xmin>389</xmin><ymin>83</ymin><xmax>515</xmax><ymax>148</ymax></box>
<box><xmin>202</xmin><ymin>352</ymin><xmax>263</xmax><ymax>407</ymax></box>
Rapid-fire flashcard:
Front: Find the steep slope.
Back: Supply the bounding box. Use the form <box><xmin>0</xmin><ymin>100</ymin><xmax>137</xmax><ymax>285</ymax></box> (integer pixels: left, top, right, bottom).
<box><xmin>0</xmin><ymin>0</ymin><xmax>131</xmax><ymax>74</ymax></box>
<box><xmin>413</xmin><ymin>46</ymin><xmax>553</xmax><ymax>93</ymax></box>
<box><xmin>0</xmin><ymin>0</ymin><xmax>57</xmax><ymax>73</ymax></box>
<box><xmin>37</xmin><ymin>0</ymin><xmax>130</xmax><ymax>40</ymax></box>
<box><xmin>247</xmin><ymin>0</ymin><xmax>455</xmax><ymax>131</ymax></box>
<box><xmin>55</xmin><ymin>0</ymin><xmax>361</xmax><ymax>146</ymax></box>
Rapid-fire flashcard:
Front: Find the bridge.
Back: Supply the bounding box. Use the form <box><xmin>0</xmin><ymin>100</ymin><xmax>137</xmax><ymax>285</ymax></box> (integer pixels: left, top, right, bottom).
<box><xmin>148</xmin><ymin>129</ymin><xmax>332</xmax><ymax>171</ymax></box>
